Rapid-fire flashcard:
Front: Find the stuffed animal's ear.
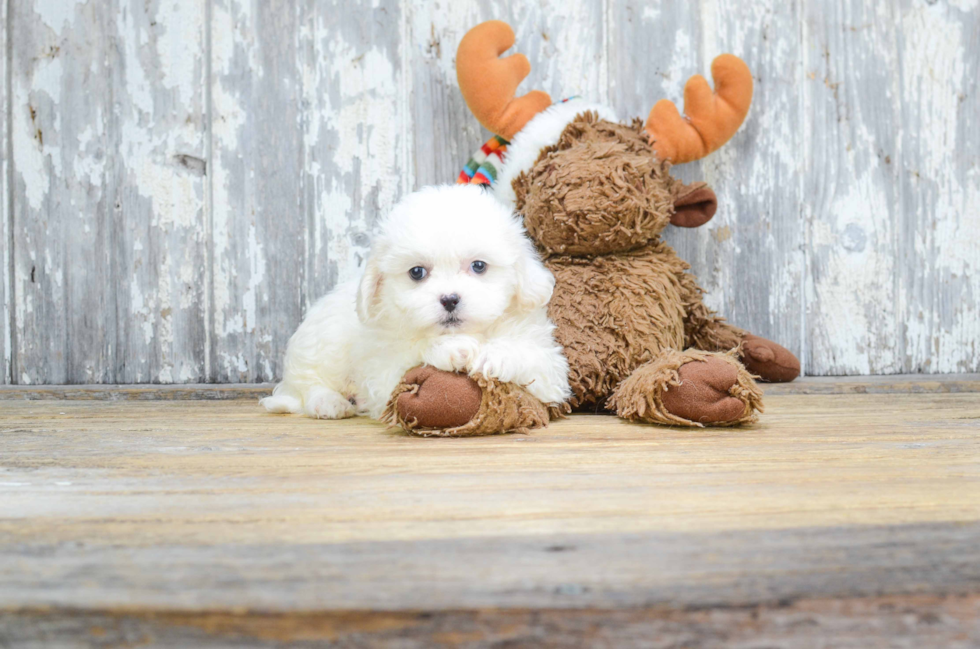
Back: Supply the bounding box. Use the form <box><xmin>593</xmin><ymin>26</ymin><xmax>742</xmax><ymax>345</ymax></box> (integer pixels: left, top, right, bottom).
<box><xmin>514</xmin><ymin>238</ymin><xmax>555</xmax><ymax>312</ymax></box>
<box><xmin>356</xmin><ymin>253</ymin><xmax>385</xmax><ymax>323</ymax></box>
<box><xmin>671</xmin><ymin>182</ymin><xmax>718</xmax><ymax>228</ymax></box>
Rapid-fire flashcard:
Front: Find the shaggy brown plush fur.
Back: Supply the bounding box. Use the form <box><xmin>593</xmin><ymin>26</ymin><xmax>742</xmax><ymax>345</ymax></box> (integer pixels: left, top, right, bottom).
<box><xmin>517</xmin><ymin>116</ymin><xmax>681</xmax><ymax>257</ymax></box>
<box><xmin>511</xmin><ymin>112</ymin><xmax>792</xmax><ymax>426</ymax></box>
<box><xmin>608</xmin><ymin>349</ymin><xmax>763</xmax><ymax>427</ymax></box>
<box><xmin>382</xmin><ymin>368</ymin><xmax>552</xmax><ymax>437</ymax></box>
<box><xmin>544</xmin><ymin>244</ymin><xmax>754</xmax><ymax>419</ymax></box>
<box><xmin>544</xmin><ymin>244</ymin><xmax>687</xmax><ymax>409</ymax></box>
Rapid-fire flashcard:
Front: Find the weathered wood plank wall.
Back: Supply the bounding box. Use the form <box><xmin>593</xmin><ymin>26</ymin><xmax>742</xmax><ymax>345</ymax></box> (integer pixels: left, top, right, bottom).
<box><xmin>1</xmin><ymin>0</ymin><xmax>8</xmax><ymax>384</ymax></box>
<box><xmin>1</xmin><ymin>0</ymin><xmax>977</xmax><ymax>384</ymax></box>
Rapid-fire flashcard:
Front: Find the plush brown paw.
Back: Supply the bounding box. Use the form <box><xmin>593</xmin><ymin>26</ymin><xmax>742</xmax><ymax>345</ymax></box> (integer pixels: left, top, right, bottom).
<box><xmin>383</xmin><ymin>366</ymin><xmax>552</xmax><ymax>437</ymax></box>
<box><xmin>740</xmin><ymin>334</ymin><xmax>800</xmax><ymax>382</ymax></box>
<box><xmin>661</xmin><ymin>358</ymin><xmax>748</xmax><ymax>424</ymax></box>
<box><xmin>394</xmin><ymin>366</ymin><xmax>483</xmax><ymax>429</ymax></box>
<box><xmin>609</xmin><ymin>349</ymin><xmax>763</xmax><ymax>427</ymax></box>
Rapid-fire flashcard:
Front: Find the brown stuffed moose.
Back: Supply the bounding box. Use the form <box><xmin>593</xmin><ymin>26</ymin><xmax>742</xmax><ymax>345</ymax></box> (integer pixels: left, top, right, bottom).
<box><xmin>384</xmin><ymin>20</ymin><xmax>799</xmax><ymax>435</ymax></box>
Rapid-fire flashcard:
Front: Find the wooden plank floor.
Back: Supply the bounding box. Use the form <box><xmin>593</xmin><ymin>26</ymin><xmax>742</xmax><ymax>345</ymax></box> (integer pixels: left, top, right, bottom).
<box><xmin>2</xmin><ymin>372</ymin><xmax>979</xmax><ymax>400</ymax></box>
<box><xmin>1</xmin><ymin>385</ymin><xmax>979</xmax><ymax>647</ymax></box>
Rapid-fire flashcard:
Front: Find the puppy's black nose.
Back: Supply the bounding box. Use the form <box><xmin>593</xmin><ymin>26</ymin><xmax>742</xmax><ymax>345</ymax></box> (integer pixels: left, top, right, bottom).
<box><xmin>440</xmin><ymin>294</ymin><xmax>460</xmax><ymax>312</ymax></box>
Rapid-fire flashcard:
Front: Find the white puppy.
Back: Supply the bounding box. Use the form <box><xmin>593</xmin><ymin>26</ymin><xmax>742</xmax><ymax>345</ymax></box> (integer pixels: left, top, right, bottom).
<box><xmin>261</xmin><ymin>185</ymin><xmax>571</xmax><ymax>421</ymax></box>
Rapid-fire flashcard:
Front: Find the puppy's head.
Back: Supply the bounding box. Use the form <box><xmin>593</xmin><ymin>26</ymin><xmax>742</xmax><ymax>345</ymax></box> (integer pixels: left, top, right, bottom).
<box><xmin>356</xmin><ymin>185</ymin><xmax>553</xmax><ymax>334</ymax></box>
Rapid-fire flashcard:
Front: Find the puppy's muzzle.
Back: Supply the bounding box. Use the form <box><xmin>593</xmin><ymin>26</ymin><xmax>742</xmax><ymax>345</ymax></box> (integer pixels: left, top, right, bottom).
<box><xmin>440</xmin><ymin>293</ymin><xmax>460</xmax><ymax>313</ymax></box>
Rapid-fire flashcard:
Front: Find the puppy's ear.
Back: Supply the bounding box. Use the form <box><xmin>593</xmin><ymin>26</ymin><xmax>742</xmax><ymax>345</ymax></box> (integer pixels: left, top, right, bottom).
<box><xmin>356</xmin><ymin>250</ymin><xmax>385</xmax><ymax>323</ymax></box>
<box><xmin>514</xmin><ymin>238</ymin><xmax>555</xmax><ymax>312</ymax></box>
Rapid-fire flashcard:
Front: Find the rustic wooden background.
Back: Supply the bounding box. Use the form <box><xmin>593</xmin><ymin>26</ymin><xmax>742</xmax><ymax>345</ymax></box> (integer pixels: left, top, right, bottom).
<box><xmin>1</xmin><ymin>0</ymin><xmax>977</xmax><ymax>385</ymax></box>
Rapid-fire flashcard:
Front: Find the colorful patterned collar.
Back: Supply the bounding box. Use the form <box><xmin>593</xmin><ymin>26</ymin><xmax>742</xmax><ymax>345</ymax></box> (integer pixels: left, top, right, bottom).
<box><xmin>456</xmin><ymin>134</ymin><xmax>507</xmax><ymax>186</ymax></box>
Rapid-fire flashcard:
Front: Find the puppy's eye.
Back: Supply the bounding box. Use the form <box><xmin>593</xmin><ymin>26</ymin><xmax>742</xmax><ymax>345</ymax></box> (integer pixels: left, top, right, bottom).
<box><xmin>408</xmin><ymin>266</ymin><xmax>427</xmax><ymax>281</ymax></box>
<box><xmin>470</xmin><ymin>260</ymin><xmax>487</xmax><ymax>274</ymax></box>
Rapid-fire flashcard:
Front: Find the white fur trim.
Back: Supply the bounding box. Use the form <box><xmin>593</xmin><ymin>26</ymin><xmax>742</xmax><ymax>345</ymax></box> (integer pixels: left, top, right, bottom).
<box><xmin>495</xmin><ymin>100</ymin><xmax>618</xmax><ymax>210</ymax></box>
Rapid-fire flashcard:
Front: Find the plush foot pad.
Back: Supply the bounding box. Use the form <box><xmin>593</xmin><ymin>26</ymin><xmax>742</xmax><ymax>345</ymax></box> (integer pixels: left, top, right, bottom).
<box><xmin>661</xmin><ymin>358</ymin><xmax>749</xmax><ymax>424</ymax></box>
<box><xmin>740</xmin><ymin>333</ymin><xmax>800</xmax><ymax>382</ymax></box>
<box><xmin>609</xmin><ymin>349</ymin><xmax>763</xmax><ymax>427</ymax></box>
<box><xmin>390</xmin><ymin>366</ymin><xmax>483</xmax><ymax>430</ymax></box>
<box><xmin>382</xmin><ymin>366</ymin><xmax>552</xmax><ymax>437</ymax></box>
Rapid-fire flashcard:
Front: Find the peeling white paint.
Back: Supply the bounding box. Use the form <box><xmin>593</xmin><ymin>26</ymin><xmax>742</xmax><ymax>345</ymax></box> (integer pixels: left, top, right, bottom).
<box><xmin>12</xmin><ymin>99</ymin><xmax>52</xmax><ymax>212</ymax></box>
<box><xmin>241</xmin><ymin>225</ymin><xmax>266</xmax><ymax>334</ymax></box>
<box><xmin>896</xmin><ymin>1</ymin><xmax>979</xmax><ymax>374</ymax></box>
<box><xmin>33</xmin><ymin>0</ymin><xmax>85</xmax><ymax>34</ymax></box>
<box><xmin>155</xmin><ymin>0</ymin><xmax>204</xmax><ymax>107</ymax></box>
<box><xmin>1</xmin><ymin>0</ymin><xmax>8</xmax><ymax>382</ymax></box>
<box><xmin>302</xmin><ymin>3</ymin><xmax>406</xmax><ymax>306</ymax></box>
<box><xmin>947</xmin><ymin>0</ymin><xmax>979</xmax><ymax>11</ymax></box>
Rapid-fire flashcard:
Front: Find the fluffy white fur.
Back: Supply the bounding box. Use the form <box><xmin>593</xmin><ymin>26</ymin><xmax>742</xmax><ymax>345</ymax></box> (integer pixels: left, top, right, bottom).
<box><xmin>261</xmin><ymin>185</ymin><xmax>571</xmax><ymax>421</ymax></box>
<box><xmin>494</xmin><ymin>99</ymin><xmax>618</xmax><ymax>210</ymax></box>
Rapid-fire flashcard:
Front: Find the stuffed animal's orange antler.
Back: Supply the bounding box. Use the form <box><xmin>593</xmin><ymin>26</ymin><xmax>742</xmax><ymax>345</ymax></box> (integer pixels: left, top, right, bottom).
<box><xmin>456</xmin><ymin>21</ymin><xmax>552</xmax><ymax>140</ymax></box>
<box><xmin>645</xmin><ymin>55</ymin><xmax>753</xmax><ymax>164</ymax></box>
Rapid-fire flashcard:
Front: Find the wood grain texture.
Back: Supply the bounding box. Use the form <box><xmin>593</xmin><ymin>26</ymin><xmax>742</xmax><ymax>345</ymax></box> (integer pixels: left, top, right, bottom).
<box><xmin>209</xmin><ymin>0</ymin><xmax>306</xmax><ymax>383</ymax></box>
<box><xmin>5</xmin><ymin>395</ymin><xmax>979</xmax><ymax>547</ymax></box>
<box><xmin>8</xmin><ymin>0</ymin><xmax>209</xmax><ymax>385</ymax></box>
<box><xmin>3</xmin><ymin>595</ymin><xmax>980</xmax><ymax>648</ymax></box>
<box><xmin>803</xmin><ymin>0</ymin><xmax>902</xmax><ymax>375</ymax></box>
<box><xmin>3</xmin><ymin>0</ymin><xmax>979</xmax><ymax>384</ymax></box>
<box><xmin>803</xmin><ymin>1</ymin><xmax>979</xmax><ymax>375</ymax></box>
<box><xmin>1</xmin><ymin>0</ymin><xmax>9</xmax><ymax>384</ymax></box>
<box><xmin>10</xmin><ymin>0</ymin><xmax>115</xmax><ymax>384</ymax></box>
<box><xmin>299</xmin><ymin>0</ymin><xmax>407</xmax><ymax>304</ymax></box>
<box><xmin>1</xmin><ymin>373</ymin><xmax>978</xmax><ymax>400</ymax></box>
<box><xmin>0</xmin><ymin>394</ymin><xmax>978</xmax><ymax>645</ymax></box>
<box><xmin>895</xmin><ymin>0</ymin><xmax>980</xmax><ymax>374</ymax></box>
<box><xmin>109</xmin><ymin>0</ymin><xmax>209</xmax><ymax>383</ymax></box>
<box><xmin>760</xmin><ymin>371</ymin><xmax>980</xmax><ymax>394</ymax></box>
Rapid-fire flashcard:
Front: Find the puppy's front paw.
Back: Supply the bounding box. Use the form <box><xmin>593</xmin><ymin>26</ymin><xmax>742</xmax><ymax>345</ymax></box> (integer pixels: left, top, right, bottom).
<box><xmin>424</xmin><ymin>336</ymin><xmax>481</xmax><ymax>372</ymax></box>
<box><xmin>304</xmin><ymin>387</ymin><xmax>356</xmax><ymax>420</ymax></box>
<box><xmin>471</xmin><ymin>347</ymin><xmax>518</xmax><ymax>384</ymax></box>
